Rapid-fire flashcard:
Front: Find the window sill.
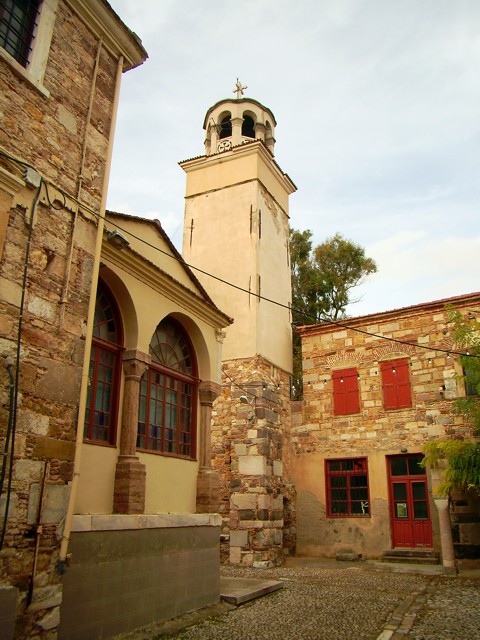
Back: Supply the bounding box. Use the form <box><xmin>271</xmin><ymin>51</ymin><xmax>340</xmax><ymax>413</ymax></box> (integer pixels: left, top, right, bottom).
<box><xmin>0</xmin><ymin>48</ymin><xmax>50</xmax><ymax>98</ymax></box>
<box><xmin>83</xmin><ymin>438</ymin><xmax>117</xmax><ymax>448</ymax></box>
<box><xmin>137</xmin><ymin>448</ymin><xmax>197</xmax><ymax>462</ymax></box>
<box><xmin>327</xmin><ymin>514</ymin><xmax>371</xmax><ymax>519</ymax></box>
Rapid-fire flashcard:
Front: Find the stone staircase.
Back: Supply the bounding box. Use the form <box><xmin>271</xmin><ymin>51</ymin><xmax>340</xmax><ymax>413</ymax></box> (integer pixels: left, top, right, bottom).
<box><xmin>382</xmin><ymin>549</ymin><xmax>440</xmax><ymax>565</ymax></box>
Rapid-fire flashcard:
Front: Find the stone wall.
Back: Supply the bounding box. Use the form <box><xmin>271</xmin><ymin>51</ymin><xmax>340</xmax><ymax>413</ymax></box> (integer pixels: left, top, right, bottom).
<box><xmin>211</xmin><ymin>355</ymin><xmax>291</xmax><ymax>566</ymax></box>
<box><xmin>0</xmin><ymin>3</ymin><xmax>130</xmax><ymax>637</ymax></box>
<box><xmin>0</xmin><ymin>2</ymin><xmax>115</xmax><ymax>209</ymax></box>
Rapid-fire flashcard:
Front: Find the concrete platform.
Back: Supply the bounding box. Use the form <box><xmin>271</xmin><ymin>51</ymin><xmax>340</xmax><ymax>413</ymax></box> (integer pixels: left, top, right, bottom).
<box><xmin>220</xmin><ymin>576</ymin><xmax>283</xmax><ymax>605</ymax></box>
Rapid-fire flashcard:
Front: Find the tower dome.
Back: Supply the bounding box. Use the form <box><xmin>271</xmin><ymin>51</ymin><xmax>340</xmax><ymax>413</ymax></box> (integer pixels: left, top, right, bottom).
<box><xmin>203</xmin><ymin>81</ymin><xmax>276</xmax><ymax>156</ymax></box>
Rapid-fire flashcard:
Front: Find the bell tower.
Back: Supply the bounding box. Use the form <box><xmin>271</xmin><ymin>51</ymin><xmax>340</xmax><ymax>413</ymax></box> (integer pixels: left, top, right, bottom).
<box><xmin>180</xmin><ymin>84</ymin><xmax>296</xmax><ymax>370</ymax></box>
<box><xmin>180</xmin><ymin>83</ymin><xmax>297</xmax><ymax>567</ymax></box>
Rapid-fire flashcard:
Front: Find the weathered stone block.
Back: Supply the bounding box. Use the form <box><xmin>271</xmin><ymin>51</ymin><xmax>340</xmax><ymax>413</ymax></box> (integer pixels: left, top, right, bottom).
<box><xmin>229</xmin><ymin>546</ymin><xmax>241</xmax><ymax>564</ymax></box>
<box><xmin>231</xmin><ymin>493</ymin><xmax>257</xmax><ymax>510</ymax></box>
<box><xmin>234</xmin><ymin>443</ymin><xmax>247</xmax><ymax>456</ymax></box>
<box><xmin>238</xmin><ymin>455</ymin><xmax>267</xmax><ymax>476</ymax></box>
<box><xmin>42</xmin><ymin>484</ymin><xmax>71</xmax><ymax>524</ymax></box>
<box><xmin>36</xmin><ymin>360</ymin><xmax>82</xmax><ymax>405</ymax></box>
<box><xmin>33</xmin><ymin>437</ymin><xmax>75</xmax><ymax>461</ymax></box>
<box><xmin>273</xmin><ymin>460</ymin><xmax>283</xmax><ymax>476</ymax></box>
<box><xmin>230</xmin><ymin>530</ymin><xmax>248</xmax><ymax>546</ymax></box>
<box><xmin>239</xmin><ymin>509</ymin><xmax>256</xmax><ymax>521</ymax></box>
<box><xmin>13</xmin><ymin>459</ymin><xmax>44</xmax><ymax>482</ymax></box>
<box><xmin>257</xmin><ymin>494</ymin><xmax>271</xmax><ymax>510</ymax></box>
<box><xmin>16</xmin><ymin>409</ymin><xmax>49</xmax><ymax>436</ymax></box>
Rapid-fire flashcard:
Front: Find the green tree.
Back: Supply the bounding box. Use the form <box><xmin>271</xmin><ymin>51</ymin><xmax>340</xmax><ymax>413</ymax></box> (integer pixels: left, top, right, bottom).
<box><xmin>290</xmin><ymin>229</ymin><xmax>377</xmax><ymax>399</ymax></box>
<box><xmin>423</xmin><ymin>306</ymin><xmax>480</xmax><ymax>495</ymax></box>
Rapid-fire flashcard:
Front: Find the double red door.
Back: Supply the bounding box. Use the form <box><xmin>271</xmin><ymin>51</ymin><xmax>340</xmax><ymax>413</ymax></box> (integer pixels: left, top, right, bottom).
<box><xmin>387</xmin><ymin>454</ymin><xmax>433</xmax><ymax>548</ymax></box>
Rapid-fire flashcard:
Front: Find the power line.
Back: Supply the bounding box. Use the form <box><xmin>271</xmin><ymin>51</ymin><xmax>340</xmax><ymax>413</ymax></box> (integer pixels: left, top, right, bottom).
<box><xmin>1</xmin><ymin>147</ymin><xmax>478</xmax><ymax>359</ymax></box>
<box><xmin>100</xmin><ymin>211</ymin><xmax>478</xmax><ymax>359</ymax></box>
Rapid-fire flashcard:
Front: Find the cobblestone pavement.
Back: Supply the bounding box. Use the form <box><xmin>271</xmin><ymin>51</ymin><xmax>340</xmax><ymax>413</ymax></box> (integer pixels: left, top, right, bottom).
<box><xmin>407</xmin><ymin>577</ymin><xmax>480</xmax><ymax>640</ymax></box>
<box><xmin>119</xmin><ymin>563</ymin><xmax>480</xmax><ymax>640</ymax></box>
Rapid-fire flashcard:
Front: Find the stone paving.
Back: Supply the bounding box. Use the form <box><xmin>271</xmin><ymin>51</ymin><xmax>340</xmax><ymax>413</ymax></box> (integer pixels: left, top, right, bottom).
<box><xmin>117</xmin><ymin>561</ymin><xmax>480</xmax><ymax>640</ymax></box>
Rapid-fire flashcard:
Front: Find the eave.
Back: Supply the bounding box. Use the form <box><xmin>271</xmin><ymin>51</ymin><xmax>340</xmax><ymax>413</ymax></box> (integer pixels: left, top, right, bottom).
<box><xmin>65</xmin><ymin>0</ymin><xmax>148</xmax><ymax>71</ymax></box>
<box><xmin>297</xmin><ymin>291</ymin><xmax>480</xmax><ymax>338</ymax></box>
<box><xmin>179</xmin><ymin>139</ymin><xmax>297</xmax><ymax>196</ymax></box>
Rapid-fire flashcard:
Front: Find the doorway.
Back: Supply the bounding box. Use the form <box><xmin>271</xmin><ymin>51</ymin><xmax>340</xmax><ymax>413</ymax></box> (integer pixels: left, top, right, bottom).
<box><xmin>387</xmin><ymin>454</ymin><xmax>433</xmax><ymax>548</ymax></box>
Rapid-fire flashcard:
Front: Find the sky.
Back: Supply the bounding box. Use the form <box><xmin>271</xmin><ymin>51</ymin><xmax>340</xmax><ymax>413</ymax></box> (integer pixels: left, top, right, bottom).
<box><xmin>106</xmin><ymin>0</ymin><xmax>480</xmax><ymax>318</ymax></box>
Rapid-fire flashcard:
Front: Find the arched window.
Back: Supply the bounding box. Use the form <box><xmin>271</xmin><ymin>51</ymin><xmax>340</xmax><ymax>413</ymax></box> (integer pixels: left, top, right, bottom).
<box><xmin>84</xmin><ymin>283</ymin><xmax>123</xmax><ymax>444</ymax></box>
<box><xmin>137</xmin><ymin>318</ymin><xmax>197</xmax><ymax>459</ymax></box>
<box><xmin>242</xmin><ymin>115</ymin><xmax>255</xmax><ymax>138</ymax></box>
<box><xmin>219</xmin><ymin>115</ymin><xmax>232</xmax><ymax>139</ymax></box>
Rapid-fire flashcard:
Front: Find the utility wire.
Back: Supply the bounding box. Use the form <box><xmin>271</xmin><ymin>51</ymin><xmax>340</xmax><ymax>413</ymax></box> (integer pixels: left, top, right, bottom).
<box><xmin>1</xmin><ymin>147</ymin><xmax>478</xmax><ymax>359</ymax></box>
<box><xmin>99</xmin><ymin>212</ymin><xmax>478</xmax><ymax>359</ymax></box>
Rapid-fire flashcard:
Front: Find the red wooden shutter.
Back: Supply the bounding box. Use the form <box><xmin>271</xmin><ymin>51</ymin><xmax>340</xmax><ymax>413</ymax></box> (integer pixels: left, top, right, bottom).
<box><xmin>381</xmin><ymin>359</ymin><xmax>411</xmax><ymax>409</ymax></box>
<box><xmin>396</xmin><ymin>359</ymin><xmax>412</xmax><ymax>408</ymax></box>
<box><xmin>333</xmin><ymin>368</ymin><xmax>360</xmax><ymax>415</ymax></box>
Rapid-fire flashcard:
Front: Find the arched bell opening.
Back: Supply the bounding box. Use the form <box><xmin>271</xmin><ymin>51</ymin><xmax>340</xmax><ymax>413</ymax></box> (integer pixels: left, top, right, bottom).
<box><xmin>219</xmin><ymin>114</ymin><xmax>232</xmax><ymax>139</ymax></box>
<box><xmin>242</xmin><ymin>114</ymin><xmax>255</xmax><ymax>139</ymax></box>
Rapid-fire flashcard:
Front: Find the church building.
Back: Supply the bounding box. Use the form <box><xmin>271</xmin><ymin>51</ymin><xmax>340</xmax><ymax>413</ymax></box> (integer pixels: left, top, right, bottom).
<box><xmin>180</xmin><ymin>82</ymin><xmax>297</xmax><ymax>566</ymax></box>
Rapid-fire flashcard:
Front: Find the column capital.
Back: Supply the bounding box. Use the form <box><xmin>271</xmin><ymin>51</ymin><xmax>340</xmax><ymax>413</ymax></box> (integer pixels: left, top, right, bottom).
<box><xmin>199</xmin><ymin>380</ymin><xmax>222</xmax><ymax>406</ymax></box>
<box><xmin>433</xmin><ymin>497</ymin><xmax>449</xmax><ymax>511</ymax></box>
<box><xmin>123</xmin><ymin>350</ymin><xmax>150</xmax><ymax>379</ymax></box>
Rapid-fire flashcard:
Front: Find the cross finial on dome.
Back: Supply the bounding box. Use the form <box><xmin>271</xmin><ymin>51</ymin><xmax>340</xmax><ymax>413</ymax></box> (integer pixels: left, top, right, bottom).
<box><xmin>233</xmin><ymin>78</ymin><xmax>247</xmax><ymax>99</ymax></box>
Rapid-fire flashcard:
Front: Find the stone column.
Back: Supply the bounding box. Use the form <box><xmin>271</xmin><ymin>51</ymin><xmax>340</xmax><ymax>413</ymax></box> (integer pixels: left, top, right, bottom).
<box><xmin>231</xmin><ymin>117</ymin><xmax>243</xmax><ymax>146</ymax></box>
<box><xmin>434</xmin><ymin>497</ymin><xmax>457</xmax><ymax>574</ymax></box>
<box><xmin>113</xmin><ymin>349</ymin><xmax>150</xmax><ymax>514</ymax></box>
<box><xmin>196</xmin><ymin>380</ymin><xmax>222</xmax><ymax>513</ymax></box>
<box><xmin>255</xmin><ymin>122</ymin><xmax>266</xmax><ymax>142</ymax></box>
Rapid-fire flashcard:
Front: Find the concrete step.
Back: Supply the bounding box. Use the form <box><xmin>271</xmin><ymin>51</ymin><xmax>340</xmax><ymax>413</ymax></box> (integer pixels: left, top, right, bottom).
<box><xmin>220</xmin><ymin>576</ymin><xmax>283</xmax><ymax>605</ymax></box>
<box><xmin>382</xmin><ymin>549</ymin><xmax>440</xmax><ymax>565</ymax></box>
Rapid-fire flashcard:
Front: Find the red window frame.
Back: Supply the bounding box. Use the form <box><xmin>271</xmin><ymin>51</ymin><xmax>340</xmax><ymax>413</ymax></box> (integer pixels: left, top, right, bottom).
<box><xmin>326</xmin><ymin>458</ymin><xmax>370</xmax><ymax>517</ymax></box>
<box><xmin>332</xmin><ymin>368</ymin><xmax>360</xmax><ymax>415</ymax></box>
<box><xmin>381</xmin><ymin>358</ymin><xmax>412</xmax><ymax>410</ymax></box>
<box><xmin>137</xmin><ymin>318</ymin><xmax>198</xmax><ymax>460</ymax></box>
<box><xmin>84</xmin><ymin>283</ymin><xmax>123</xmax><ymax>445</ymax></box>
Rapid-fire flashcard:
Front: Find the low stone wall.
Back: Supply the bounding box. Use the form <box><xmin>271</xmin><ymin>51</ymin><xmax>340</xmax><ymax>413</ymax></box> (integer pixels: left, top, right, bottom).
<box><xmin>58</xmin><ymin>514</ymin><xmax>221</xmax><ymax>640</ymax></box>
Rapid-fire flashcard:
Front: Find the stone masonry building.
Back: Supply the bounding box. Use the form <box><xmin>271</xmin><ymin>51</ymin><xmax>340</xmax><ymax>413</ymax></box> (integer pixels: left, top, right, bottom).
<box><xmin>0</xmin><ymin>1</ymin><xmax>146</xmax><ymax>638</ymax></box>
<box><xmin>287</xmin><ymin>292</ymin><xmax>480</xmax><ymax>568</ymax></box>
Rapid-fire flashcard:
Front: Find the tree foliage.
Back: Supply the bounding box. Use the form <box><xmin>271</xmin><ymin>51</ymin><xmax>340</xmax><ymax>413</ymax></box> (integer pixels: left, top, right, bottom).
<box><xmin>423</xmin><ymin>305</ymin><xmax>480</xmax><ymax>495</ymax></box>
<box><xmin>290</xmin><ymin>230</ymin><xmax>377</xmax><ymax>325</ymax></box>
<box><xmin>290</xmin><ymin>229</ymin><xmax>377</xmax><ymax>399</ymax></box>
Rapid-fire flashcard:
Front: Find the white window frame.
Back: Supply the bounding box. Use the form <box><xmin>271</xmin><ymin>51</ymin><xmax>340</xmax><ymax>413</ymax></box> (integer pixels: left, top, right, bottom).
<box><xmin>0</xmin><ymin>0</ymin><xmax>58</xmax><ymax>97</ymax></box>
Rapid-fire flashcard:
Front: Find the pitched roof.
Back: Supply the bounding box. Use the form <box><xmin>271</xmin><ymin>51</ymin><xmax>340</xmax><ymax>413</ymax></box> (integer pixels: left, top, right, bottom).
<box><xmin>105</xmin><ymin>210</ymin><xmax>233</xmax><ymax>324</ymax></box>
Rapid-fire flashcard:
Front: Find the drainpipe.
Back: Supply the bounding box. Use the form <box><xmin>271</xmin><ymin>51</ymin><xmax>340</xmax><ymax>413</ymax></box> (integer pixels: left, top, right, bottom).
<box><xmin>58</xmin><ymin>53</ymin><xmax>125</xmax><ymax>568</ymax></box>
<box><xmin>59</xmin><ymin>38</ymin><xmax>103</xmax><ymax>328</ymax></box>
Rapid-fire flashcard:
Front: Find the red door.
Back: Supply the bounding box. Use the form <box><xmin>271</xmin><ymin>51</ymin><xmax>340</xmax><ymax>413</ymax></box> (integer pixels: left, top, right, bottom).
<box><xmin>387</xmin><ymin>454</ymin><xmax>433</xmax><ymax>548</ymax></box>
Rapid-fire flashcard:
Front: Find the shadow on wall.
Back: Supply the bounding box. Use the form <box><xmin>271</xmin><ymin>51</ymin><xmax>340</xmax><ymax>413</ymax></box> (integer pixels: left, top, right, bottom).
<box><xmin>296</xmin><ymin>491</ymin><xmax>390</xmax><ymax>559</ymax></box>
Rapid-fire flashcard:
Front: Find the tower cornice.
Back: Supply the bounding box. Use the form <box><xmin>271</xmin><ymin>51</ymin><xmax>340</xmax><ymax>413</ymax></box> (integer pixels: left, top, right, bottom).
<box><xmin>179</xmin><ymin>140</ymin><xmax>297</xmax><ymax>196</ymax></box>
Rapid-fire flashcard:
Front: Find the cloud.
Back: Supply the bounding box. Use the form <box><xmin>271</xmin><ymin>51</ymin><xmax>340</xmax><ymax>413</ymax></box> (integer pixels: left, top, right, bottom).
<box><xmin>349</xmin><ymin>232</ymin><xmax>480</xmax><ymax>316</ymax></box>
<box><xmin>108</xmin><ymin>0</ymin><xmax>480</xmax><ymax>318</ymax></box>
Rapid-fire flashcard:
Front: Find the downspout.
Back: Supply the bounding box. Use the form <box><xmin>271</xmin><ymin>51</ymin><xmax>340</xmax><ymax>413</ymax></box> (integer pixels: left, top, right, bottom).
<box><xmin>58</xmin><ymin>53</ymin><xmax>125</xmax><ymax>568</ymax></box>
<box><xmin>59</xmin><ymin>38</ymin><xmax>103</xmax><ymax>328</ymax></box>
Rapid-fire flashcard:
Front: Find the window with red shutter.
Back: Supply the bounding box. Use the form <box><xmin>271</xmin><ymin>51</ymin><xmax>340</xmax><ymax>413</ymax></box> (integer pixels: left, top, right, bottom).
<box><xmin>333</xmin><ymin>368</ymin><xmax>360</xmax><ymax>415</ymax></box>
<box><xmin>381</xmin><ymin>358</ymin><xmax>412</xmax><ymax>410</ymax></box>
